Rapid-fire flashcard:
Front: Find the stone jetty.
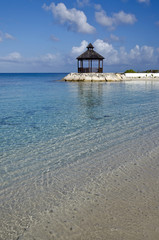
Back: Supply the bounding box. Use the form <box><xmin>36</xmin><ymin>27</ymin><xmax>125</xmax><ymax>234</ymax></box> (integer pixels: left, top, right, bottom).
<box><xmin>63</xmin><ymin>72</ymin><xmax>159</xmax><ymax>82</ymax></box>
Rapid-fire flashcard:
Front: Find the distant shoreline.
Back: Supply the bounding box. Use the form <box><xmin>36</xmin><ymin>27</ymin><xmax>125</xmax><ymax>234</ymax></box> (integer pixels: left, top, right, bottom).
<box><xmin>63</xmin><ymin>72</ymin><xmax>159</xmax><ymax>82</ymax></box>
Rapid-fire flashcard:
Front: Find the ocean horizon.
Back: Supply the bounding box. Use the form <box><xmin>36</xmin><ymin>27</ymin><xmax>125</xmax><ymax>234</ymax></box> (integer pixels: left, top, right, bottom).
<box><xmin>1</xmin><ymin>73</ymin><xmax>159</xmax><ymax>239</ymax></box>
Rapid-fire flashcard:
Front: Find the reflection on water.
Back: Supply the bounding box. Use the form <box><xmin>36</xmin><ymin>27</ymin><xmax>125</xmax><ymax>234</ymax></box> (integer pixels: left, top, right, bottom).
<box><xmin>77</xmin><ymin>83</ymin><xmax>104</xmax><ymax>120</ymax></box>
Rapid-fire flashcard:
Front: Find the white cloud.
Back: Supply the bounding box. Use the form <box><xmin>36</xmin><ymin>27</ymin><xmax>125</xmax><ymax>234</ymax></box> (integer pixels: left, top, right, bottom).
<box><xmin>113</xmin><ymin>11</ymin><xmax>137</xmax><ymax>25</ymax></box>
<box><xmin>95</xmin><ymin>11</ymin><xmax>114</xmax><ymax>28</ymax></box>
<box><xmin>43</xmin><ymin>2</ymin><xmax>95</xmax><ymax>34</ymax></box>
<box><xmin>137</xmin><ymin>0</ymin><xmax>150</xmax><ymax>4</ymax></box>
<box><xmin>71</xmin><ymin>39</ymin><xmax>159</xmax><ymax>70</ymax></box>
<box><xmin>0</xmin><ymin>41</ymin><xmax>158</xmax><ymax>73</ymax></box>
<box><xmin>95</xmin><ymin>9</ymin><xmax>137</xmax><ymax>29</ymax></box>
<box><xmin>71</xmin><ymin>40</ymin><xmax>88</xmax><ymax>54</ymax></box>
<box><xmin>0</xmin><ymin>52</ymin><xmax>22</xmax><ymax>62</ymax></box>
<box><xmin>130</xmin><ymin>45</ymin><xmax>154</xmax><ymax>62</ymax></box>
<box><xmin>93</xmin><ymin>39</ymin><xmax>119</xmax><ymax>64</ymax></box>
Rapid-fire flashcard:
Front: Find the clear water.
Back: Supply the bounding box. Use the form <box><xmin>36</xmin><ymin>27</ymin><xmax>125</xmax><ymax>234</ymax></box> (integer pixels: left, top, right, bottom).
<box><xmin>1</xmin><ymin>74</ymin><xmax>159</xmax><ymax>239</ymax></box>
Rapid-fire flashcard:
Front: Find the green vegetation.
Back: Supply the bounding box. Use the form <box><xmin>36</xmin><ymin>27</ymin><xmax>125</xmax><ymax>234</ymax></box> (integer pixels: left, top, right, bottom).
<box><xmin>124</xmin><ymin>69</ymin><xmax>159</xmax><ymax>73</ymax></box>
<box><xmin>124</xmin><ymin>69</ymin><xmax>136</xmax><ymax>73</ymax></box>
<box><xmin>143</xmin><ymin>70</ymin><xmax>159</xmax><ymax>73</ymax></box>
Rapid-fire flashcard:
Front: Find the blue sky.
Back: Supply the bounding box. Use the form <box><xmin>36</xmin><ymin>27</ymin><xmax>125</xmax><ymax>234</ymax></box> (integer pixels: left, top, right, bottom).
<box><xmin>0</xmin><ymin>0</ymin><xmax>159</xmax><ymax>72</ymax></box>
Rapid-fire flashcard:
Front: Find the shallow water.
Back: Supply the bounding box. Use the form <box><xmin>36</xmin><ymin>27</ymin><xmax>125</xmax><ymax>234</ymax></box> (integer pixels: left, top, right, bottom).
<box><xmin>1</xmin><ymin>74</ymin><xmax>159</xmax><ymax>239</ymax></box>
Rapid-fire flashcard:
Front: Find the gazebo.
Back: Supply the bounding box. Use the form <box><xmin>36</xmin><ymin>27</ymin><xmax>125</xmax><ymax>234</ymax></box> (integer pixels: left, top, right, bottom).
<box><xmin>76</xmin><ymin>43</ymin><xmax>105</xmax><ymax>73</ymax></box>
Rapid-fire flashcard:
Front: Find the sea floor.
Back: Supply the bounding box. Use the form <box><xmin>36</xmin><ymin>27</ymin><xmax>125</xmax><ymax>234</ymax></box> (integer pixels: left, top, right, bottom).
<box><xmin>1</xmin><ymin>129</ymin><xmax>159</xmax><ymax>240</ymax></box>
<box><xmin>1</xmin><ymin>76</ymin><xmax>159</xmax><ymax>240</ymax></box>
<box><xmin>21</xmin><ymin>147</ymin><xmax>159</xmax><ymax>240</ymax></box>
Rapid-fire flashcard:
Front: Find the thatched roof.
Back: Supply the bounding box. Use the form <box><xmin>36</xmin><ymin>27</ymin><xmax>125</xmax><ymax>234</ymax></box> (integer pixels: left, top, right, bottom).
<box><xmin>76</xmin><ymin>43</ymin><xmax>105</xmax><ymax>60</ymax></box>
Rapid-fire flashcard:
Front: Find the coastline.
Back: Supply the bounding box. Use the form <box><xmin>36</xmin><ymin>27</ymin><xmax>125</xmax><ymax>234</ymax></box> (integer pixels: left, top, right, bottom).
<box><xmin>63</xmin><ymin>72</ymin><xmax>159</xmax><ymax>82</ymax></box>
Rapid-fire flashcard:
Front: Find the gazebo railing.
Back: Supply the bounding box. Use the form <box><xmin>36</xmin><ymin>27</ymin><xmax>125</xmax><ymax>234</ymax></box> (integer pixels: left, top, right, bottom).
<box><xmin>78</xmin><ymin>67</ymin><xmax>103</xmax><ymax>73</ymax></box>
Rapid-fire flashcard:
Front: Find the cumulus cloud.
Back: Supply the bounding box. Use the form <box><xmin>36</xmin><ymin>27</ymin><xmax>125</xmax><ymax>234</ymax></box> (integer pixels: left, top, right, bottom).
<box><xmin>1</xmin><ymin>41</ymin><xmax>158</xmax><ymax>72</ymax></box>
<box><xmin>95</xmin><ymin>11</ymin><xmax>113</xmax><ymax>28</ymax></box>
<box><xmin>95</xmin><ymin>9</ymin><xmax>137</xmax><ymax>29</ymax></box>
<box><xmin>113</xmin><ymin>11</ymin><xmax>137</xmax><ymax>25</ymax></box>
<box><xmin>71</xmin><ymin>39</ymin><xmax>159</xmax><ymax>70</ymax></box>
<box><xmin>95</xmin><ymin>40</ymin><xmax>155</xmax><ymax>66</ymax></box>
<box><xmin>93</xmin><ymin>39</ymin><xmax>119</xmax><ymax>64</ymax></box>
<box><xmin>129</xmin><ymin>45</ymin><xmax>154</xmax><ymax>62</ymax></box>
<box><xmin>71</xmin><ymin>40</ymin><xmax>88</xmax><ymax>54</ymax></box>
<box><xmin>43</xmin><ymin>2</ymin><xmax>95</xmax><ymax>34</ymax></box>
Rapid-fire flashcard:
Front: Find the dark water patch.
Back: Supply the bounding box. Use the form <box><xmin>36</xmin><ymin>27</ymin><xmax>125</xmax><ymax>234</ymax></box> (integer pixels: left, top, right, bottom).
<box><xmin>0</xmin><ymin>116</ymin><xmax>40</xmax><ymax>130</ymax></box>
<box><xmin>30</xmin><ymin>123</ymin><xmax>40</xmax><ymax>130</ymax></box>
<box><xmin>91</xmin><ymin>115</ymin><xmax>112</xmax><ymax>121</ymax></box>
<box><xmin>90</xmin><ymin>116</ymin><xmax>103</xmax><ymax>120</ymax></box>
<box><xmin>0</xmin><ymin>116</ymin><xmax>19</xmax><ymax>126</ymax></box>
<box><xmin>25</xmin><ymin>110</ymin><xmax>37</xmax><ymax>116</ymax></box>
<box><xmin>42</xmin><ymin>106</ymin><xmax>56</xmax><ymax>111</ymax></box>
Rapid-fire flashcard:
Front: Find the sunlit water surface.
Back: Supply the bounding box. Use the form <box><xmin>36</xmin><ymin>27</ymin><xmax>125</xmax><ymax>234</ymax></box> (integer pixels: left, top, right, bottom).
<box><xmin>1</xmin><ymin>73</ymin><xmax>159</xmax><ymax>239</ymax></box>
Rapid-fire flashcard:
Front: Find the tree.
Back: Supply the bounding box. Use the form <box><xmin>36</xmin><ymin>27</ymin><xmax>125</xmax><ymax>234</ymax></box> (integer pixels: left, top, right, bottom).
<box><xmin>124</xmin><ymin>69</ymin><xmax>136</xmax><ymax>73</ymax></box>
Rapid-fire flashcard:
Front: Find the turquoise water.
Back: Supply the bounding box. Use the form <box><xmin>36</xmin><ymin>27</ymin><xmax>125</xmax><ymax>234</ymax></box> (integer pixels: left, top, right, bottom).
<box><xmin>1</xmin><ymin>74</ymin><xmax>159</xmax><ymax>239</ymax></box>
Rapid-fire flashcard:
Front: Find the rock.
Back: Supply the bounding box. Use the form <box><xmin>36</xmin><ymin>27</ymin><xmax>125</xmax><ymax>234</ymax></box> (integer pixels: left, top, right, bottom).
<box><xmin>63</xmin><ymin>72</ymin><xmax>159</xmax><ymax>82</ymax></box>
<box><xmin>84</xmin><ymin>75</ymin><xmax>92</xmax><ymax>81</ymax></box>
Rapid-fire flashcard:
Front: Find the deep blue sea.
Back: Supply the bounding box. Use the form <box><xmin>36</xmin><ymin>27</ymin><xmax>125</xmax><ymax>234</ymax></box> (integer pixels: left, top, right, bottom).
<box><xmin>1</xmin><ymin>73</ymin><xmax>159</xmax><ymax>239</ymax></box>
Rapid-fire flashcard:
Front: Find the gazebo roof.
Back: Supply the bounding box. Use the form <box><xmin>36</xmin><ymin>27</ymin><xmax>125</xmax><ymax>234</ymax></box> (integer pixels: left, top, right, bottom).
<box><xmin>76</xmin><ymin>43</ymin><xmax>105</xmax><ymax>60</ymax></box>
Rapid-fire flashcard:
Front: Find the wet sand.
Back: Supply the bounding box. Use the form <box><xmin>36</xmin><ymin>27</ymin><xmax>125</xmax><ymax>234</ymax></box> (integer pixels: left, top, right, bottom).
<box><xmin>20</xmin><ymin>146</ymin><xmax>159</xmax><ymax>240</ymax></box>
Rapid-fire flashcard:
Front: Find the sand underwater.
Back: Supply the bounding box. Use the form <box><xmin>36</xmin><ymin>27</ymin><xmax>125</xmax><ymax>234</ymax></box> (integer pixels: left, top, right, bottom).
<box><xmin>1</xmin><ymin>128</ymin><xmax>159</xmax><ymax>240</ymax></box>
<box><xmin>1</xmin><ymin>75</ymin><xmax>159</xmax><ymax>240</ymax></box>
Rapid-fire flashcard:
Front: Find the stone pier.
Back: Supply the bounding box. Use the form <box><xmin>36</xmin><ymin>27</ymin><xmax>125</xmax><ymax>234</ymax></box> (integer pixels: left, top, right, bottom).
<box><xmin>63</xmin><ymin>72</ymin><xmax>159</xmax><ymax>82</ymax></box>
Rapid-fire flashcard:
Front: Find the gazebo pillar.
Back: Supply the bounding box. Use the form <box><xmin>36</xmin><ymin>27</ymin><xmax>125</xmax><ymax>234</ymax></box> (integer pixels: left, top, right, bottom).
<box><xmin>98</xmin><ymin>60</ymin><xmax>100</xmax><ymax>72</ymax></box>
<box><xmin>91</xmin><ymin>59</ymin><xmax>92</xmax><ymax>72</ymax></box>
